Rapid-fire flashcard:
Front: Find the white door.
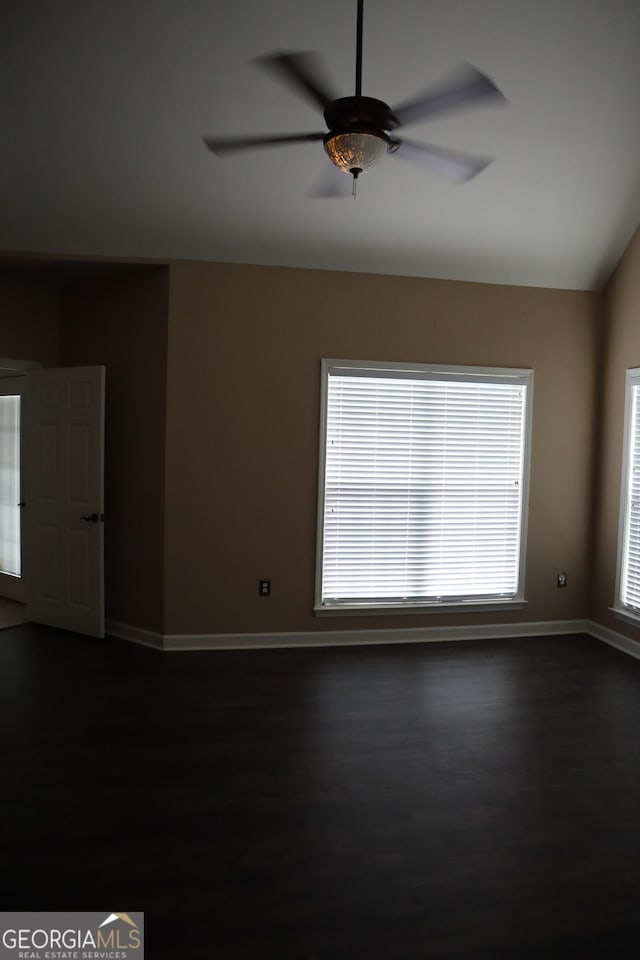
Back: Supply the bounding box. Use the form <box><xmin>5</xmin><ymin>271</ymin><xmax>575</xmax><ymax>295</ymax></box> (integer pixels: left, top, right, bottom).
<box><xmin>25</xmin><ymin>366</ymin><xmax>105</xmax><ymax>637</ymax></box>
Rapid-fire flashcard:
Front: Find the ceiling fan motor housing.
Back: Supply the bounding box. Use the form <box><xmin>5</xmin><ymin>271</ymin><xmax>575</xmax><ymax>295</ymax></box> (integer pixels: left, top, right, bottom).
<box><xmin>324</xmin><ymin>96</ymin><xmax>397</xmax><ymax>132</ymax></box>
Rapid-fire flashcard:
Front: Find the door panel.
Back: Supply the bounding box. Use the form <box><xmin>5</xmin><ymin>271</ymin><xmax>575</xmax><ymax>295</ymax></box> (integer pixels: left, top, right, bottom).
<box><xmin>26</xmin><ymin>366</ymin><xmax>105</xmax><ymax>637</ymax></box>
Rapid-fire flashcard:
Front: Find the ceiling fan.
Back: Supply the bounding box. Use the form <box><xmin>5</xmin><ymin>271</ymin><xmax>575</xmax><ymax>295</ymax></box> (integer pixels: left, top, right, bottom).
<box><xmin>204</xmin><ymin>0</ymin><xmax>506</xmax><ymax>195</ymax></box>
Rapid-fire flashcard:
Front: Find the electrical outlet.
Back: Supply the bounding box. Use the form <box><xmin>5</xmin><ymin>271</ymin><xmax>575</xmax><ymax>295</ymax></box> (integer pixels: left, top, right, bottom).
<box><xmin>557</xmin><ymin>572</ymin><xmax>567</xmax><ymax>588</ymax></box>
<box><xmin>259</xmin><ymin>579</ymin><xmax>271</xmax><ymax>597</ymax></box>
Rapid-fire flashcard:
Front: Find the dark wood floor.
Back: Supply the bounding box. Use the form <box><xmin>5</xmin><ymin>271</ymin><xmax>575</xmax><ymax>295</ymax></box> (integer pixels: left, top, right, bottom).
<box><xmin>3</xmin><ymin>626</ymin><xmax>640</xmax><ymax>958</ymax></box>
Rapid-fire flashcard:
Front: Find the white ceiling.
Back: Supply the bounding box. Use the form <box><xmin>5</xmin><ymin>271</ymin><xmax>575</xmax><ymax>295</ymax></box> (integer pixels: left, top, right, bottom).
<box><xmin>2</xmin><ymin>0</ymin><xmax>640</xmax><ymax>290</ymax></box>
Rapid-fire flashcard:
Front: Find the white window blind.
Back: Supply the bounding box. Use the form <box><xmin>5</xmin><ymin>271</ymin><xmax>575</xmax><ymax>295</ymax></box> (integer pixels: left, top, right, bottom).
<box><xmin>316</xmin><ymin>361</ymin><xmax>532</xmax><ymax>611</ymax></box>
<box><xmin>617</xmin><ymin>371</ymin><xmax>640</xmax><ymax>613</ymax></box>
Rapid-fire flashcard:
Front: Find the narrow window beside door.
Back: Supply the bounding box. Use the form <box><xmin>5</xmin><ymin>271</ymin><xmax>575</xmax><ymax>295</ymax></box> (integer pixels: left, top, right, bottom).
<box><xmin>0</xmin><ymin>395</ymin><xmax>21</xmax><ymax>577</ymax></box>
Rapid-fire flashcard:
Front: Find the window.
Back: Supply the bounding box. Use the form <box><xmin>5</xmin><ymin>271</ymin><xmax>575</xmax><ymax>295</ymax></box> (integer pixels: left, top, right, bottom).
<box><xmin>0</xmin><ymin>392</ymin><xmax>21</xmax><ymax>578</ymax></box>
<box><xmin>615</xmin><ymin>368</ymin><xmax>640</xmax><ymax>619</ymax></box>
<box><xmin>315</xmin><ymin>360</ymin><xmax>533</xmax><ymax>614</ymax></box>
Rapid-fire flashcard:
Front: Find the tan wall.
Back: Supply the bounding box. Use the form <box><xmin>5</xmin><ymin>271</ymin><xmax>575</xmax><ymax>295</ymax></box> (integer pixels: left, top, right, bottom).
<box><xmin>164</xmin><ymin>261</ymin><xmax>600</xmax><ymax>636</ymax></box>
<box><xmin>0</xmin><ymin>273</ymin><xmax>60</xmax><ymax>364</ymax></box>
<box><xmin>591</xmin><ymin>225</ymin><xmax>640</xmax><ymax>637</ymax></box>
<box><xmin>60</xmin><ymin>268</ymin><xmax>169</xmax><ymax>633</ymax></box>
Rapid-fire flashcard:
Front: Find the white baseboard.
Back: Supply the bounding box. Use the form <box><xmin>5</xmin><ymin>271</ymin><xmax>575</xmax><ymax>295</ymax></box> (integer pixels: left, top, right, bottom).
<box><xmin>585</xmin><ymin>619</ymin><xmax>640</xmax><ymax>660</ymax></box>
<box><xmin>103</xmin><ymin>618</ymin><xmax>589</xmax><ymax>652</ymax></box>
<box><xmin>100</xmin><ymin>615</ymin><xmax>640</xmax><ymax>662</ymax></box>
<box><xmin>106</xmin><ymin>619</ymin><xmax>164</xmax><ymax>650</ymax></box>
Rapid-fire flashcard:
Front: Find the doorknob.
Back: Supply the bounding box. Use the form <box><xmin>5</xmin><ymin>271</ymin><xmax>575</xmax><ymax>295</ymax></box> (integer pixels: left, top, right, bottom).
<box><xmin>80</xmin><ymin>512</ymin><xmax>99</xmax><ymax>523</ymax></box>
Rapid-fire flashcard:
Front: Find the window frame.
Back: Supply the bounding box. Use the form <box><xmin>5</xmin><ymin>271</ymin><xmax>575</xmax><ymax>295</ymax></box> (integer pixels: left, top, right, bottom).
<box><xmin>614</xmin><ymin>367</ymin><xmax>640</xmax><ymax>623</ymax></box>
<box><xmin>314</xmin><ymin>358</ymin><xmax>534</xmax><ymax>616</ymax></box>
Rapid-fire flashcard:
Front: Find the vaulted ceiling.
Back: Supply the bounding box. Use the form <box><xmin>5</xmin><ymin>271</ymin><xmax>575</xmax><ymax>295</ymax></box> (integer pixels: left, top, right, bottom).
<box><xmin>3</xmin><ymin>0</ymin><xmax>640</xmax><ymax>290</ymax></box>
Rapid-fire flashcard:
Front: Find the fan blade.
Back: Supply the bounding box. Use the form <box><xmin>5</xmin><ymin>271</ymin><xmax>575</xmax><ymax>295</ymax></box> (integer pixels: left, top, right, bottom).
<box><xmin>204</xmin><ymin>132</ymin><xmax>326</xmax><ymax>155</ymax></box>
<box><xmin>392</xmin><ymin>138</ymin><xmax>493</xmax><ymax>183</ymax></box>
<box><xmin>253</xmin><ymin>52</ymin><xmax>337</xmax><ymax>111</ymax></box>
<box><xmin>392</xmin><ymin>64</ymin><xmax>506</xmax><ymax>128</ymax></box>
<box><xmin>309</xmin><ymin>164</ymin><xmax>353</xmax><ymax>198</ymax></box>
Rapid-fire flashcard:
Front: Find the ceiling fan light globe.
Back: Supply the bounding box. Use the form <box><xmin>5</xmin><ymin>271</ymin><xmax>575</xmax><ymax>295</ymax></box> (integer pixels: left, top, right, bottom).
<box><xmin>324</xmin><ymin>131</ymin><xmax>387</xmax><ymax>175</ymax></box>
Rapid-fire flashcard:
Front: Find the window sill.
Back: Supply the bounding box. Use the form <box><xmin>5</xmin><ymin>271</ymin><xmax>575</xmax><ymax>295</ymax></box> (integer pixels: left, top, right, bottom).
<box><xmin>314</xmin><ymin>600</ymin><xmax>527</xmax><ymax>618</ymax></box>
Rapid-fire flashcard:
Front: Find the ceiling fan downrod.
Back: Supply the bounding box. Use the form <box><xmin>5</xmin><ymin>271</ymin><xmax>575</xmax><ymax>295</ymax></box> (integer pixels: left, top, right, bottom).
<box><xmin>355</xmin><ymin>0</ymin><xmax>364</xmax><ymax>97</ymax></box>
